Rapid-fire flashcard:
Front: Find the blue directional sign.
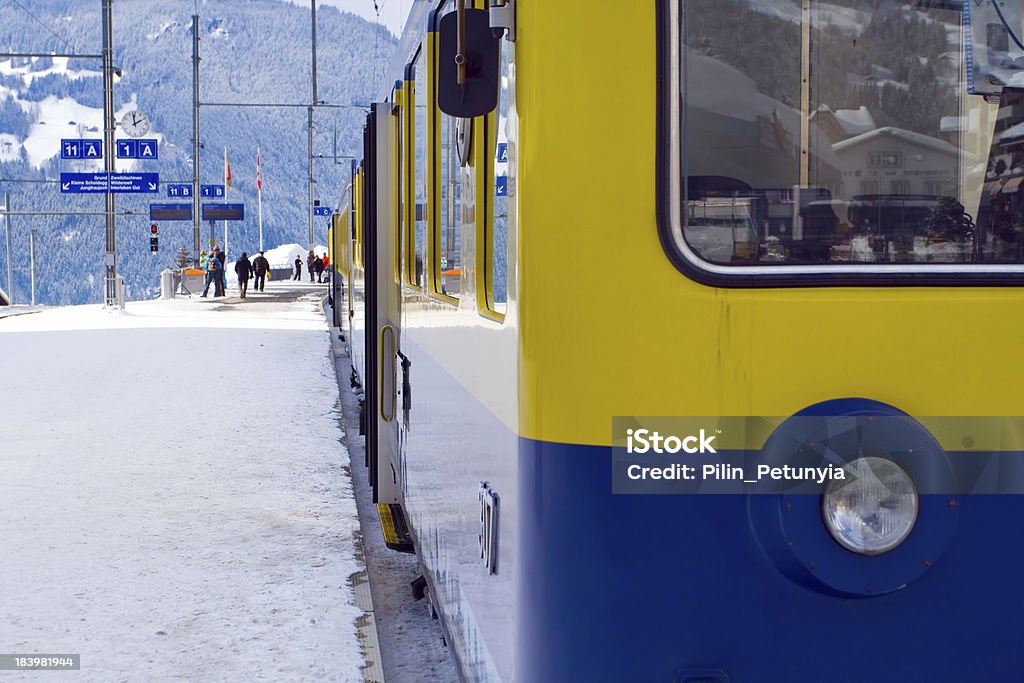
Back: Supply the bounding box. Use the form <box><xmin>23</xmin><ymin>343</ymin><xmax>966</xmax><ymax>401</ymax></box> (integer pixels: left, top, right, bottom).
<box><xmin>201</xmin><ymin>203</ymin><xmax>244</xmax><ymax>221</ymax></box>
<box><xmin>150</xmin><ymin>203</ymin><xmax>193</xmax><ymax>221</ymax></box>
<box><xmin>496</xmin><ymin>175</ymin><xmax>508</xmax><ymax>196</ymax></box>
<box><xmin>137</xmin><ymin>139</ymin><xmax>158</xmax><ymax>159</ymax></box>
<box><xmin>60</xmin><ymin>172</ymin><xmax>110</xmax><ymax>193</ymax></box>
<box><xmin>313</xmin><ymin>206</ymin><xmax>332</xmax><ymax>217</ymax></box>
<box><xmin>108</xmin><ymin>172</ymin><xmax>159</xmax><ymax>193</ymax></box>
<box><xmin>61</xmin><ymin>139</ymin><xmax>104</xmax><ymax>160</ymax></box>
<box><xmin>200</xmin><ymin>184</ymin><xmax>225</xmax><ymax>198</ymax></box>
<box><xmin>166</xmin><ymin>183</ymin><xmax>193</xmax><ymax>198</ymax></box>
<box><xmin>61</xmin><ymin>172</ymin><xmax>159</xmax><ymax>193</ymax></box>
<box><xmin>496</xmin><ymin>142</ymin><xmax>508</xmax><ymax>163</ymax></box>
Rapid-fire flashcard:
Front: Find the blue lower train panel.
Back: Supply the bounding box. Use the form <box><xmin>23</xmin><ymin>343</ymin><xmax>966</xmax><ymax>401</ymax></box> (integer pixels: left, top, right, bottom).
<box><xmin>518</xmin><ymin>437</ymin><xmax>1024</xmax><ymax>682</ymax></box>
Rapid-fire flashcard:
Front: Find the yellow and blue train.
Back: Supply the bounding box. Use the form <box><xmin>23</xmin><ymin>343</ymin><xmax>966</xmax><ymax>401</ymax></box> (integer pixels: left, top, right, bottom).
<box><xmin>330</xmin><ymin>1</ymin><xmax>1024</xmax><ymax>680</ymax></box>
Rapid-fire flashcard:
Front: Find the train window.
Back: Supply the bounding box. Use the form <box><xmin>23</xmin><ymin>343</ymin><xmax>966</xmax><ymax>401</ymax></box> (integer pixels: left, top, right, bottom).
<box><xmin>354</xmin><ymin>165</ymin><xmax>363</xmax><ymax>269</ymax></box>
<box><xmin>429</xmin><ymin>3</ymin><xmax>462</xmax><ymax>302</ymax></box>
<box><xmin>412</xmin><ymin>52</ymin><xmax>427</xmax><ymax>288</ymax></box>
<box><xmin>664</xmin><ymin>0</ymin><xmax>1024</xmax><ymax>281</ymax></box>
<box><xmin>391</xmin><ymin>91</ymin><xmax>401</xmax><ymax>285</ymax></box>
<box><xmin>439</xmin><ymin>108</ymin><xmax>462</xmax><ymax>297</ymax></box>
<box><xmin>488</xmin><ymin>37</ymin><xmax>511</xmax><ymax>314</ymax></box>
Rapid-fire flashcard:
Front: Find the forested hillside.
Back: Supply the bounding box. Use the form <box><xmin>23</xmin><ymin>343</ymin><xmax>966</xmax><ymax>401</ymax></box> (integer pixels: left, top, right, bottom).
<box><xmin>0</xmin><ymin>0</ymin><xmax>393</xmax><ymax>304</ymax></box>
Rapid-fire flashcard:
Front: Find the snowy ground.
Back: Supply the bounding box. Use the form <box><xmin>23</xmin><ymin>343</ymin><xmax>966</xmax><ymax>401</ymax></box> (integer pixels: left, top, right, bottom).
<box><xmin>0</xmin><ymin>281</ymin><xmax>366</xmax><ymax>681</ymax></box>
<box><xmin>325</xmin><ymin>311</ymin><xmax>456</xmax><ymax>683</ymax></box>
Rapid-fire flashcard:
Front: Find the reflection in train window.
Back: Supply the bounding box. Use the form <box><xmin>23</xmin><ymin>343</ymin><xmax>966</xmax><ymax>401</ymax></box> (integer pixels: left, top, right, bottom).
<box><xmin>676</xmin><ymin>0</ymin><xmax>1024</xmax><ymax>267</ymax></box>
<box><xmin>440</xmin><ymin>106</ymin><xmax>461</xmax><ymax>297</ymax></box>
<box><xmin>490</xmin><ymin>38</ymin><xmax>511</xmax><ymax>312</ymax></box>
<box><xmin>412</xmin><ymin>52</ymin><xmax>427</xmax><ymax>286</ymax></box>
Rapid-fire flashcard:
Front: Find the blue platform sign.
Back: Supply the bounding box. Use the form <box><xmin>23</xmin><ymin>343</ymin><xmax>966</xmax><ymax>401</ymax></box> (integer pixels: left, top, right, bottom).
<box><xmin>200</xmin><ymin>184</ymin><xmax>225</xmax><ymax>198</ymax></box>
<box><xmin>496</xmin><ymin>142</ymin><xmax>508</xmax><ymax>163</ymax></box>
<box><xmin>313</xmin><ymin>206</ymin><xmax>332</xmax><ymax>217</ymax></box>
<box><xmin>166</xmin><ymin>183</ymin><xmax>193</xmax><ymax>198</ymax></box>
<box><xmin>60</xmin><ymin>172</ymin><xmax>110</xmax><ymax>193</ymax></box>
<box><xmin>109</xmin><ymin>172</ymin><xmax>159</xmax><ymax>193</ymax></box>
<box><xmin>61</xmin><ymin>139</ymin><xmax>103</xmax><ymax>160</ymax></box>
<box><xmin>137</xmin><ymin>139</ymin><xmax>158</xmax><ymax>159</ymax></box>
<box><xmin>201</xmin><ymin>203</ymin><xmax>244</xmax><ymax>221</ymax></box>
<box><xmin>150</xmin><ymin>203</ymin><xmax>193</xmax><ymax>221</ymax></box>
<box><xmin>116</xmin><ymin>140</ymin><xmax>137</xmax><ymax>159</ymax></box>
<box><xmin>496</xmin><ymin>175</ymin><xmax>508</xmax><ymax>196</ymax></box>
<box><xmin>82</xmin><ymin>140</ymin><xmax>102</xmax><ymax>158</ymax></box>
<box><xmin>61</xmin><ymin>139</ymin><xmax>82</xmax><ymax>159</ymax></box>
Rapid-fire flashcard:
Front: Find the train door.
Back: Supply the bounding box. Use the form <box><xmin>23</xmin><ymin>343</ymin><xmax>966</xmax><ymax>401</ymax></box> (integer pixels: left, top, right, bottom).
<box><xmin>365</xmin><ymin>103</ymin><xmax>404</xmax><ymax>504</ymax></box>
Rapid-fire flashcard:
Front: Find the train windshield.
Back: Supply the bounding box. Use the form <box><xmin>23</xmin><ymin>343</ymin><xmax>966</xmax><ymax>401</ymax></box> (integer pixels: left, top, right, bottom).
<box><xmin>674</xmin><ymin>0</ymin><xmax>1024</xmax><ymax>269</ymax></box>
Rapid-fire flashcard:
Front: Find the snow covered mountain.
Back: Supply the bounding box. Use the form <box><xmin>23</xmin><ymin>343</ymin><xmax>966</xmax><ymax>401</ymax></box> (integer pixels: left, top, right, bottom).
<box><xmin>0</xmin><ymin>0</ymin><xmax>393</xmax><ymax>305</ymax></box>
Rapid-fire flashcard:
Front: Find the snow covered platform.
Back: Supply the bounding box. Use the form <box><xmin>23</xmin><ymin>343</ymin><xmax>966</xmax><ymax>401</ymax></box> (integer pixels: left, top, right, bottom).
<box><xmin>0</xmin><ymin>280</ymin><xmax>366</xmax><ymax>681</ymax></box>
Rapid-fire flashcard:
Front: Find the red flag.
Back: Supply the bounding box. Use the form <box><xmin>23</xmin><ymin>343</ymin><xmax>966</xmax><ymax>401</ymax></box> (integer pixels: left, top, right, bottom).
<box><xmin>225</xmin><ymin>148</ymin><xmax>232</xmax><ymax>189</ymax></box>
<box><xmin>256</xmin><ymin>147</ymin><xmax>262</xmax><ymax>192</ymax></box>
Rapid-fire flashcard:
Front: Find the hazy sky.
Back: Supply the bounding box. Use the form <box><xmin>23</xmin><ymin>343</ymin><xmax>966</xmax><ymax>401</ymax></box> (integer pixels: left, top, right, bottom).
<box><xmin>285</xmin><ymin>0</ymin><xmax>411</xmax><ymax>37</ymax></box>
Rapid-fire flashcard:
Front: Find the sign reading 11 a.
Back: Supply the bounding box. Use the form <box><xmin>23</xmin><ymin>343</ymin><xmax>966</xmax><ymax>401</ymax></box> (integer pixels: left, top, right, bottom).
<box><xmin>61</xmin><ymin>139</ymin><xmax>102</xmax><ymax>159</ymax></box>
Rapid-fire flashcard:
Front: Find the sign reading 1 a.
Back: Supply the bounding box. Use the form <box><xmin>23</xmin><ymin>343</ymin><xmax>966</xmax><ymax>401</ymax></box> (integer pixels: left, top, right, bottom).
<box><xmin>116</xmin><ymin>139</ymin><xmax>158</xmax><ymax>159</ymax></box>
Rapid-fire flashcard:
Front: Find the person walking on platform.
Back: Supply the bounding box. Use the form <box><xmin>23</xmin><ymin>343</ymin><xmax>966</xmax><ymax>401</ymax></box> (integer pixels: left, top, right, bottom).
<box><xmin>293</xmin><ymin>256</ymin><xmax>302</xmax><ymax>281</ymax></box>
<box><xmin>314</xmin><ymin>254</ymin><xmax>325</xmax><ymax>283</ymax></box>
<box><xmin>201</xmin><ymin>248</ymin><xmax>223</xmax><ymax>297</ymax></box>
<box><xmin>321</xmin><ymin>253</ymin><xmax>330</xmax><ymax>283</ymax></box>
<box><xmin>216</xmin><ymin>247</ymin><xmax>227</xmax><ymax>296</ymax></box>
<box><xmin>252</xmin><ymin>250</ymin><xmax>270</xmax><ymax>292</ymax></box>
<box><xmin>307</xmin><ymin>251</ymin><xmax>317</xmax><ymax>282</ymax></box>
<box><xmin>235</xmin><ymin>252</ymin><xmax>253</xmax><ymax>299</ymax></box>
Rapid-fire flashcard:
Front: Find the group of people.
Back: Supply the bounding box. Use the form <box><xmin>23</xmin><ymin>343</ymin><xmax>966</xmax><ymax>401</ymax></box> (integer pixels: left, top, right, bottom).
<box><xmin>198</xmin><ymin>247</ymin><xmax>331</xmax><ymax>298</ymax></box>
<box><xmin>200</xmin><ymin>246</ymin><xmax>270</xmax><ymax>299</ymax></box>
<box><xmin>294</xmin><ymin>251</ymin><xmax>330</xmax><ymax>283</ymax></box>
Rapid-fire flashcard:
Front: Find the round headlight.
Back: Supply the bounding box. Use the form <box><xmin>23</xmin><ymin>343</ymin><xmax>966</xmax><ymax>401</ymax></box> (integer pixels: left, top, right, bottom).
<box><xmin>822</xmin><ymin>456</ymin><xmax>918</xmax><ymax>555</ymax></box>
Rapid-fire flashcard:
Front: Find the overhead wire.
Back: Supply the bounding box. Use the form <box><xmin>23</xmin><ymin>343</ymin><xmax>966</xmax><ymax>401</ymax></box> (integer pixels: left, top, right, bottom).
<box><xmin>373</xmin><ymin>0</ymin><xmax>383</xmax><ymax>93</ymax></box>
<box><xmin>8</xmin><ymin>0</ymin><xmax>76</xmax><ymax>54</ymax></box>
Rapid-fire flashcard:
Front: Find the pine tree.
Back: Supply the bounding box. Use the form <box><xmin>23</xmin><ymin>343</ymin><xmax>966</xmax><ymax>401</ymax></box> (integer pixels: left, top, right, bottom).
<box><xmin>174</xmin><ymin>246</ymin><xmax>191</xmax><ymax>269</ymax></box>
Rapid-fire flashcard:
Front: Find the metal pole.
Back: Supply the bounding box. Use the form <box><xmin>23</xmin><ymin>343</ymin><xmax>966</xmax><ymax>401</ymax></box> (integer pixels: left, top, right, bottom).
<box><xmin>309</xmin><ymin>0</ymin><xmax>317</xmax><ymax>250</ymax></box>
<box><xmin>192</xmin><ymin>14</ymin><xmax>201</xmax><ymax>266</ymax></box>
<box><xmin>4</xmin><ymin>192</ymin><xmax>12</xmax><ymax>304</ymax></box>
<box><xmin>223</xmin><ymin>148</ymin><xmax>228</xmax><ymax>264</ymax></box>
<box><xmin>308</xmin><ymin>106</ymin><xmax>315</xmax><ymax>250</ymax></box>
<box><xmin>29</xmin><ymin>228</ymin><xmax>35</xmax><ymax>306</ymax></box>
<box><xmin>312</xmin><ymin>0</ymin><xmax>318</xmax><ymax>107</ymax></box>
<box><xmin>102</xmin><ymin>0</ymin><xmax>118</xmax><ymax>307</ymax></box>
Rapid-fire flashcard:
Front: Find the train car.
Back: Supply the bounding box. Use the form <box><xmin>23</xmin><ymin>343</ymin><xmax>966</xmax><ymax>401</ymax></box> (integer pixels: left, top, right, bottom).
<box><xmin>331</xmin><ymin>1</ymin><xmax>1024</xmax><ymax>680</ymax></box>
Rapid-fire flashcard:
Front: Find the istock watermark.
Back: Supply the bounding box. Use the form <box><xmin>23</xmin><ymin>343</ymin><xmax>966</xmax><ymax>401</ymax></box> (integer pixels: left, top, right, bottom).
<box><xmin>612</xmin><ymin>415</ymin><xmax>1024</xmax><ymax>494</ymax></box>
<box><xmin>625</xmin><ymin>428</ymin><xmax>718</xmax><ymax>454</ymax></box>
